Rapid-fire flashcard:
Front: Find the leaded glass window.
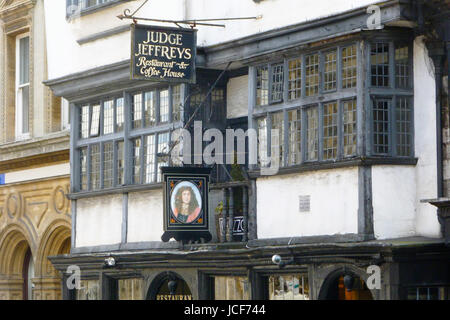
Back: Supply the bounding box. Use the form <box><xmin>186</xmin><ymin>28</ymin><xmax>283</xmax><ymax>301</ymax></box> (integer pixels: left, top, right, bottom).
<box><xmin>373</xmin><ymin>99</ymin><xmax>390</xmax><ymax>154</ymax></box>
<box><xmin>323</xmin><ymin>102</ymin><xmax>338</xmax><ymax>160</ymax></box>
<box><xmin>305</xmin><ymin>54</ymin><xmax>319</xmax><ymax>96</ymax></box>
<box><xmin>288</xmin><ymin>58</ymin><xmax>302</xmax><ymax>100</ymax></box>
<box><xmin>371</xmin><ymin>43</ymin><xmax>390</xmax><ymax>87</ymax></box>
<box><xmin>256</xmin><ymin>66</ymin><xmax>269</xmax><ymax>106</ymax></box>
<box><xmin>395</xmin><ymin>45</ymin><xmax>410</xmax><ymax>89</ymax></box>
<box><xmin>343</xmin><ymin>99</ymin><xmax>357</xmax><ymax>157</ymax></box>
<box><xmin>271</xmin><ymin>112</ymin><xmax>284</xmax><ymax>167</ymax></box>
<box><xmin>288</xmin><ymin>109</ymin><xmax>301</xmax><ymax>165</ymax></box>
<box><xmin>342</xmin><ymin>44</ymin><xmax>357</xmax><ymax>89</ymax></box>
<box><xmin>324</xmin><ymin>50</ymin><xmax>337</xmax><ymax>91</ymax></box>
<box><xmin>306</xmin><ymin>106</ymin><xmax>319</xmax><ymax>160</ymax></box>
<box><xmin>396</xmin><ymin>97</ymin><xmax>412</xmax><ymax>157</ymax></box>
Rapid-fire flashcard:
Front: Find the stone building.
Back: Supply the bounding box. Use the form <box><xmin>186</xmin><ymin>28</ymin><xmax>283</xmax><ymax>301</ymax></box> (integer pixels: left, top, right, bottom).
<box><xmin>44</xmin><ymin>0</ymin><xmax>450</xmax><ymax>300</ymax></box>
<box><xmin>0</xmin><ymin>0</ymin><xmax>71</xmax><ymax>300</ymax></box>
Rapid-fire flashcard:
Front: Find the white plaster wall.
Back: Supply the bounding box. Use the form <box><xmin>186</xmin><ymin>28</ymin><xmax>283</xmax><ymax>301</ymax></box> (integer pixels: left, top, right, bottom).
<box><xmin>76</xmin><ymin>194</ymin><xmax>123</xmax><ymax>247</ymax></box>
<box><xmin>187</xmin><ymin>0</ymin><xmax>384</xmax><ymax>46</ymax></box>
<box><xmin>372</xmin><ymin>166</ymin><xmax>416</xmax><ymax>239</ymax></box>
<box><xmin>256</xmin><ymin>167</ymin><xmax>359</xmax><ymax>239</ymax></box>
<box><xmin>127</xmin><ymin>189</ymin><xmax>164</xmax><ymax>243</ymax></box>
<box><xmin>413</xmin><ymin>36</ymin><xmax>440</xmax><ymax>237</ymax></box>
<box><xmin>4</xmin><ymin>163</ymin><xmax>70</xmax><ymax>184</ymax></box>
<box><xmin>43</xmin><ymin>0</ymin><xmax>186</xmax><ymax>79</ymax></box>
<box><xmin>227</xmin><ymin>75</ymin><xmax>248</xmax><ymax>119</ymax></box>
<box><xmin>44</xmin><ymin>0</ymin><xmax>384</xmax><ymax>79</ymax></box>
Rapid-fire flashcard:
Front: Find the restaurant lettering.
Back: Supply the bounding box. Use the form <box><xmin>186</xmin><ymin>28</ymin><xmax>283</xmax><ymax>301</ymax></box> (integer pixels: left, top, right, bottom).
<box><xmin>131</xmin><ymin>25</ymin><xmax>196</xmax><ymax>83</ymax></box>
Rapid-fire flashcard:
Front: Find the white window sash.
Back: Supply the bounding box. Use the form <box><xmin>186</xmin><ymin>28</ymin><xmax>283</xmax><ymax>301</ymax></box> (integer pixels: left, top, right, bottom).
<box><xmin>15</xmin><ymin>33</ymin><xmax>30</xmax><ymax>140</ymax></box>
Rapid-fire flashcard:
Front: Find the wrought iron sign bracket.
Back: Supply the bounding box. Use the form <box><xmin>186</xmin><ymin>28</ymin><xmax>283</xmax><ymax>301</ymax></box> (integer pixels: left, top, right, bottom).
<box><xmin>117</xmin><ymin>0</ymin><xmax>262</xmax><ymax>29</ymax></box>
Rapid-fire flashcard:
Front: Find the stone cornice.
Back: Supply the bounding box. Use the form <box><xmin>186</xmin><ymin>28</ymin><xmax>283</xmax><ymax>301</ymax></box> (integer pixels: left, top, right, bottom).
<box><xmin>0</xmin><ymin>131</ymin><xmax>70</xmax><ymax>171</ymax></box>
<box><xmin>0</xmin><ymin>149</ymin><xmax>69</xmax><ymax>172</ymax></box>
<box><xmin>0</xmin><ymin>0</ymin><xmax>34</xmax><ymax>22</ymax></box>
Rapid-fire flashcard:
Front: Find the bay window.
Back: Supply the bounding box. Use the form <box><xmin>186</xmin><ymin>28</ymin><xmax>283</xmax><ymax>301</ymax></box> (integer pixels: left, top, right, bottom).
<box><xmin>75</xmin><ymin>85</ymin><xmax>183</xmax><ymax>193</ymax></box>
<box><xmin>252</xmin><ymin>34</ymin><xmax>414</xmax><ymax>172</ymax></box>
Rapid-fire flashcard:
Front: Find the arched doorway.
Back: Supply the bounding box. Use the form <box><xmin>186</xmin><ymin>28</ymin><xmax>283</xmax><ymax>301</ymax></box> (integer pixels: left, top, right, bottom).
<box><xmin>35</xmin><ymin>222</ymin><xmax>71</xmax><ymax>300</ymax></box>
<box><xmin>22</xmin><ymin>248</ymin><xmax>34</xmax><ymax>300</ymax></box>
<box><xmin>0</xmin><ymin>227</ymin><xmax>34</xmax><ymax>300</ymax></box>
<box><xmin>319</xmin><ymin>268</ymin><xmax>374</xmax><ymax>300</ymax></box>
<box><xmin>146</xmin><ymin>272</ymin><xmax>193</xmax><ymax>300</ymax></box>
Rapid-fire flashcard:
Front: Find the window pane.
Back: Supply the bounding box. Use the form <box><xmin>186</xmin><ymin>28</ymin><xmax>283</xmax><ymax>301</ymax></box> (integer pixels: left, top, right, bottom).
<box><xmin>117</xmin><ymin>141</ymin><xmax>124</xmax><ymax>185</ymax></box>
<box><xmin>343</xmin><ymin>99</ymin><xmax>357</xmax><ymax>157</ymax></box>
<box><xmin>271</xmin><ymin>112</ymin><xmax>284</xmax><ymax>167</ymax></box>
<box><xmin>211</xmin><ymin>88</ymin><xmax>225</xmax><ymax>121</ymax></box>
<box><xmin>80</xmin><ymin>105</ymin><xmax>89</xmax><ymax>139</ymax></box>
<box><xmin>395</xmin><ymin>45</ymin><xmax>410</xmax><ymax>88</ymax></box>
<box><xmin>305</xmin><ymin>54</ymin><xmax>319</xmax><ymax>96</ymax></box>
<box><xmin>103</xmin><ymin>100</ymin><xmax>114</xmax><ymax>135</ymax></box>
<box><xmin>160</xmin><ymin>89</ymin><xmax>169</xmax><ymax>123</ymax></box>
<box><xmin>76</xmin><ymin>280</ymin><xmax>99</xmax><ymax>300</ymax></box>
<box><xmin>21</xmin><ymin>85</ymin><xmax>29</xmax><ymax>133</ymax></box>
<box><xmin>133</xmin><ymin>138</ymin><xmax>142</xmax><ymax>184</ymax></box>
<box><xmin>144</xmin><ymin>134</ymin><xmax>156</xmax><ymax>184</ymax></box>
<box><xmin>144</xmin><ymin>90</ymin><xmax>157</xmax><ymax>127</ymax></box>
<box><xmin>288</xmin><ymin>109</ymin><xmax>301</xmax><ymax>165</ymax></box>
<box><xmin>396</xmin><ymin>97</ymin><xmax>412</xmax><ymax>156</ymax></box>
<box><xmin>157</xmin><ymin>132</ymin><xmax>170</xmax><ymax>182</ymax></box>
<box><xmin>371</xmin><ymin>43</ymin><xmax>390</xmax><ymax>87</ymax></box>
<box><xmin>373</xmin><ymin>99</ymin><xmax>390</xmax><ymax>154</ymax></box>
<box><xmin>271</xmin><ymin>63</ymin><xmax>284</xmax><ymax>102</ymax></box>
<box><xmin>116</xmin><ymin>97</ymin><xmax>124</xmax><ymax>132</ymax></box>
<box><xmin>19</xmin><ymin>36</ymin><xmax>29</xmax><ymax>85</ymax></box>
<box><xmin>90</xmin><ymin>104</ymin><xmax>100</xmax><ymax>137</ymax></box>
<box><xmin>257</xmin><ymin>117</ymin><xmax>268</xmax><ymax>167</ymax></box>
<box><xmin>80</xmin><ymin>147</ymin><xmax>88</xmax><ymax>191</ymax></box>
<box><xmin>323</xmin><ymin>102</ymin><xmax>338</xmax><ymax>160</ymax></box>
<box><xmin>90</xmin><ymin>144</ymin><xmax>101</xmax><ymax>190</ymax></box>
<box><xmin>342</xmin><ymin>44</ymin><xmax>357</xmax><ymax>89</ymax></box>
<box><xmin>214</xmin><ymin>276</ymin><xmax>250</xmax><ymax>300</ymax></box>
<box><xmin>256</xmin><ymin>66</ymin><xmax>269</xmax><ymax>106</ymax></box>
<box><xmin>133</xmin><ymin>93</ymin><xmax>142</xmax><ymax>129</ymax></box>
<box><xmin>306</xmin><ymin>106</ymin><xmax>318</xmax><ymax>160</ymax></box>
<box><xmin>118</xmin><ymin>278</ymin><xmax>143</xmax><ymax>300</ymax></box>
<box><xmin>172</xmin><ymin>85</ymin><xmax>182</xmax><ymax>121</ymax></box>
<box><xmin>288</xmin><ymin>58</ymin><xmax>302</xmax><ymax>100</ymax></box>
<box><xmin>103</xmin><ymin>142</ymin><xmax>113</xmax><ymax>188</ymax></box>
<box><xmin>324</xmin><ymin>50</ymin><xmax>337</xmax><ymax>91</ymax></box>
<box><xmin>269</xmin><ymin>274</ymin><xmax>309</xmax><ymax>300</ymax></box>
<box><xmin>190</xmin><ymin>90</ymin><xmax>205</xmax><ymax>121</ymax></box>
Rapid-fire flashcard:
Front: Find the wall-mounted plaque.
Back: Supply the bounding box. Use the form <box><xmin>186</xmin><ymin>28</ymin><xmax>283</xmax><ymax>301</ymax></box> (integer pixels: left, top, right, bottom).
<box><xmin>161</xmin><ymin>167</ymin><xmax>211</xmax><ymax>242</ymax></box>
<box><xmin>131</xmin><ymin>24</ymin><xmax>197</xmax><ymax>83</ymax></box>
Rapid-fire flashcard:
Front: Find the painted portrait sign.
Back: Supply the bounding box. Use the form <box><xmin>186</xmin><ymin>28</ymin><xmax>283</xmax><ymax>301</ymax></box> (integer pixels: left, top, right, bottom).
<box><xmin>161</xmin><ymin>167</ymin><xmax>211</xmax><ymax>242</ymax></box>
<box><xmin>170</xmin><ymin>181</ymin><xmax>202</xmax><ymax>224</ymax></box>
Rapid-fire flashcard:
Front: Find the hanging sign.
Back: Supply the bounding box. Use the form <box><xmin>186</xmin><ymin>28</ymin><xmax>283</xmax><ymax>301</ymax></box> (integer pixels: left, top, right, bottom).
<box><xmin>131</xmin><ymin>24</ymin><xmax>197</xmax><ymax>83</ymax></box>
<box><xmin>161</xmin><ymin>167</ymin><xmax>211</xmax><ymax>242</ymax></box>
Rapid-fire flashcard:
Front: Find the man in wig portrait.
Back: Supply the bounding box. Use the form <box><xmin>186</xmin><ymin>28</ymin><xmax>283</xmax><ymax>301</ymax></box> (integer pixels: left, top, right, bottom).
<box><xmin>172</xmin><ymin>185</ymin><xmax>201</xmax><ymax>223</ymax></box>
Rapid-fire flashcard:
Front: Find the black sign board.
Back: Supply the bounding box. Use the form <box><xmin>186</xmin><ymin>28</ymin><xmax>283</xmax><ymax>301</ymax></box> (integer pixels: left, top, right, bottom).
<box><xmin>131</xmin><ymin>24</ymin><xmax>197</xmax><ymax>83</ymax></box>
<box><xmin>161</xmin><ymin>167</ymin><xmax>211</xmax><ymax>243</ymax></box>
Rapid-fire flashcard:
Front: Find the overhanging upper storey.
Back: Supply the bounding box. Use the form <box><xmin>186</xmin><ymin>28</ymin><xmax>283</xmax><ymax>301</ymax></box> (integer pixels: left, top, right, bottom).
<box><xmin>44</xmin><ymin>0</ymin><xmax>416</xmax><ymax>101</ymax></box>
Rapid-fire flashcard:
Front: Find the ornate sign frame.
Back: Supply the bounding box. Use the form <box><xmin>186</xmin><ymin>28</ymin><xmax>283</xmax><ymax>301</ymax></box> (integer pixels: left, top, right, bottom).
<box><xmin>161</xmin><ymin>167</ymin><xmax>211</xmax><ymax>242</ymax></box>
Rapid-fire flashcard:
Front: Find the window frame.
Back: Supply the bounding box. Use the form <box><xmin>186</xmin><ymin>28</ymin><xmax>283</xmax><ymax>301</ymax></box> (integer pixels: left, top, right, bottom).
<box><xmin>15</xmin><ymin>32</ymin><xmax>31</xmax><ymax>140</ymax></box>
<box><xmin>73</xmin><ymin>84</ymin><xmax>184</xmax><ymax>193</ymax></box>
<box><xmin>250</xmin><ymin>34</ymin><xmax>415</xmax><ymax>174</ymax></box>
<box><xmin>66</xmin><ymin>0</ymin><xmax>126</xmax><ymax>19</ymax></box>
